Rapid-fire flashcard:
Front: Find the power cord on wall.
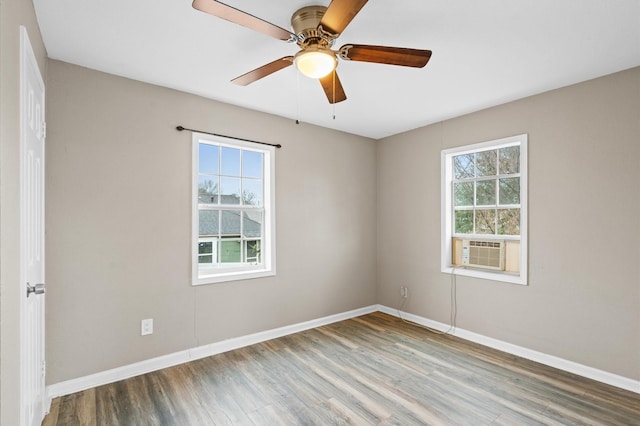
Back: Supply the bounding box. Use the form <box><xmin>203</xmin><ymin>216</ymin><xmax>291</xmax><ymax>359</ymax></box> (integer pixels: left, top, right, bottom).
<box><xmin>396</xmin><ymin>268</ymin><xmax>458</xmax><ymax>336</ymax></box>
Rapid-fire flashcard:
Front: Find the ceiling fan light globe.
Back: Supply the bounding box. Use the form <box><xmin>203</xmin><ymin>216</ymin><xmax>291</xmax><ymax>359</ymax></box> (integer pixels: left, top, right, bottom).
<box><xmin>294</xmin><ymin>49</ymin><xmax>337</xmax><ymax>79</ymax></box>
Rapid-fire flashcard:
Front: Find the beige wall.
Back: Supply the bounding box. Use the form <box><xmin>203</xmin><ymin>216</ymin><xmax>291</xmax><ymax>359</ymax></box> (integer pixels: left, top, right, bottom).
<box><xmin>45</xmin><ymin>60</ymin><xmax>378</xmax><ymax>384</ymax></box>
<box><xmin>377</xmin><ymin>67</ymin><xmax>640</xmax><ymax>380</ymax></box>
<box><xmin>0</xmin><ymin>0</ymin><xmax>48</xmax><ymax>422</ymax></box>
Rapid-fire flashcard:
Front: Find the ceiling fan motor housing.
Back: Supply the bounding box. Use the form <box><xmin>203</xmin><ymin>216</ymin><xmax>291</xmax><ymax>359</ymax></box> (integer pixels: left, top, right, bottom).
<box><xmin>291</xmin><ymin>6</ymin><xmax>334</xmax><ymax>48</ymax></box>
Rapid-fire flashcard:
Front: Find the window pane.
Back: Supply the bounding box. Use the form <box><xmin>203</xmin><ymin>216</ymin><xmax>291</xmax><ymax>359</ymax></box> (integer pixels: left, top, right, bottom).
<box><xmin>476</xmin><ymin>150</ymin><xmax>497</xmax><ymax>176</ymax></box>
<box><xmin>454</xmin><ymin>182</ymin><xmax>473</xmax><ymax>206</ymax></box>
<box><xmin>242</xmin><ymin>178</ymin><xmax>263</xmax><ymax>206</ymax></box>
<box><xmin>198</xmin><ymin>241</ymin><xmax>213</xmax><ymax>255</ymax></box>
<box><xmin>221</xmin><ymin>146</ymin><xmax>241</xmax><ymax>176</ymax></box>
<box><xmin>198</xmin><ymin>176</ymin><xmax>218</xmax><ymax>204</ymax></box>
<box><xmin>476</xmin><ymin>180</ymin><xmax>496</xmax><ymax>206</ymax></box>
<box><xmin>475</xmin><ymin>209</ymin><xmax>496</xmax><ymax>234</ymax></box>
<box><xmin>453</xmin><ymin>154</ymin><xmax>474</xmax><ymax>179</ymax></box>
<box><xmin>221</xmin><ymin>210</ymin><xmax>241</xmax><ymax>236</ymax></box>
<box><xmin>245</xmin><ymin>240</ymin><xmax>261</xmax><ymax>263</ymax></box>
<box><xmin>498</xmin><ymin>209</ymin><xmax>520</xmax><ymax>235</ymax></box>
<box><xmin>499</xmin><ymin>146</ymin><xmax>520</xmax><ymax>174</ymax></box>
<box><xmin>243</xmin><ymin>211</ymin><xmax>263</xmax><ymax>238</ymax></box>
<box><xmin>220</xmin><ymin>240</ymin><xmax>241</xmax><ymax>263</ymax></box>
<box><xmin>220</xmin><ymin>177</ymin><xmax>241</xmax><ymax>205</ymax></box>
<box><xmin>242</xmin><ymin>151</ymin><xmax>263</xmax><ymax>179</ymax></box>
<box><xmin>199</xmin><ymin>210</ymin><xmax>219</xmax><ymax>236</ymax></box>
<box><xmin>499</xmin><ymin>177</ymin><xmax>520</xmax><ymax>205</ymax></box>
<box><xmin>455</xmin><ymin>210</ymin><xmax>473</xmax><ymax>234</ymax></box>
<box><xmin>199</xmin><ymin>144</ymin><xmax>219</xmax><ymax>175</ymax></box>
<box><xmin>198</xmin><ymin>255</ymin><xmax>213</xmax><ymax>264</ymax></box>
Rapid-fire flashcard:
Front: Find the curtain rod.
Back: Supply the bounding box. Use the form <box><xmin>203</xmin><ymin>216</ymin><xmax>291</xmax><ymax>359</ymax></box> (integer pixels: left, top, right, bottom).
<box><xmin>176</xmin><ymin>125</ymin><xmax>282</xmax><ymax>149</ymax></box>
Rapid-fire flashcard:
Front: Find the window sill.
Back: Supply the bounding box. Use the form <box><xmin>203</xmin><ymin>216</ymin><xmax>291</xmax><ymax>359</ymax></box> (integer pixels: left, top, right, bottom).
<box><xmin>442</xmin><ymin>265</ymin><xmax>527</xmax><ymax>286</ymax></box>
<box><xmin>193</xmin><ymin>268</ymin><xmax>275</xmax><ymax>285</ymax></box>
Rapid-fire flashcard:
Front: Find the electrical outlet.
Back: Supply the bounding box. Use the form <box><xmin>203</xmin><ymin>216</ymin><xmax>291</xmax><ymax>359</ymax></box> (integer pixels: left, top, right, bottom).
<box><xmin>141</xmin><ymin>318</ymin><xmax>153</xmax><ymax>336</ymax></box>
<box><xmin>400</xmin><ymin>286</ymin><xmax>409</xmax><ymax>299</ymax></box>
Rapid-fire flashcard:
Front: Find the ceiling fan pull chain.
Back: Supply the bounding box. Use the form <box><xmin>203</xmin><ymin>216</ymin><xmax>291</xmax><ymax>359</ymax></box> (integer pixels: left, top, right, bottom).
<box><xmin>332</xmin><ymin>71</ymin><xmax>336</xmax><ymax>120</ymax></box>
<box><xmin>296</xmin><ymin>68</ymin><xmax>301</xmax><ymax>125</ymax></box>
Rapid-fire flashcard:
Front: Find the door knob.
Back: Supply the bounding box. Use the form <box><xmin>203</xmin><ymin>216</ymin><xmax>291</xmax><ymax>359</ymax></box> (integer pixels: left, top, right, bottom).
<box><xmin>26</xmin><ymin>282</ymin><xmax>45</xmax><ymax>297</ymax></box>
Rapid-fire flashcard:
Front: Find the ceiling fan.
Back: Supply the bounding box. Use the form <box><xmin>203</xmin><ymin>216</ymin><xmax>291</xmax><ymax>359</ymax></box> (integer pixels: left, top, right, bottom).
<box><xmin>192</xmin><ymin>0</ymin><xmax>432</xmax><ymax>104</ymax></box>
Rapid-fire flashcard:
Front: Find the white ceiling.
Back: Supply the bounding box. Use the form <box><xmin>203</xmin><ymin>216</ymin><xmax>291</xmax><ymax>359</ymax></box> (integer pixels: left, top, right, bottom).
<box><xmin>33</xmin><ymin>0</ymin><xmax>640</xmax><ymax>139</ymax></box>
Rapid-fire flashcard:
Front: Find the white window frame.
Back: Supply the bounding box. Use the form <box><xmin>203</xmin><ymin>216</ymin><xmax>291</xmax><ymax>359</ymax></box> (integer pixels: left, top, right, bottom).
<box><xmin>192</xmin><ymin>132</ymin><xmax>276</xmax><ymax>285</ymax></box>
<box><xmin>441</xmin><ymin>134</ymin><xmax>528</xmax><ymax>285</ymax></box>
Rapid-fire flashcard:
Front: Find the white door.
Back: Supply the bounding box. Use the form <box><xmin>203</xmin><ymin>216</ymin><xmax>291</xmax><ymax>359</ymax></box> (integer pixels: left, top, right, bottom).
<box><xmin>20</xmin><ymin>26</ymin><xmax>46</xmax><ymax>426</ymax></box>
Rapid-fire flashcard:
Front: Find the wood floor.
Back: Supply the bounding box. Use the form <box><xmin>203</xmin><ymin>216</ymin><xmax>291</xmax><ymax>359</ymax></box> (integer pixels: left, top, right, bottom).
<box><xmin>43</xmin><ymin>312</ymin><xmax>640</xmax><ymax>425</ymax></box>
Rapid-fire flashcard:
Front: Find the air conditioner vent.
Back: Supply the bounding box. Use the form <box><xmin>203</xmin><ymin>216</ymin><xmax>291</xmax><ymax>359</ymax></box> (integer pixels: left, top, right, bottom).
<box><xmin>462</xmin><ymin>239</ymin><xmax>505</xmax><ymax>270</ymax></box>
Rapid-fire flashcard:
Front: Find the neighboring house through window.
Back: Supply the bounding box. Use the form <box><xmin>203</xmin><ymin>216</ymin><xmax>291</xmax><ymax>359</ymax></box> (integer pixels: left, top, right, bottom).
<box><xmin>441</xmin><ymin>134</ymin><xmax>528</xmax><ymax>285</ymax></box>
<box><xmin>192</xmin><ymin>132</ymin><xmax>275</xmax><ymax>285</ymax></box>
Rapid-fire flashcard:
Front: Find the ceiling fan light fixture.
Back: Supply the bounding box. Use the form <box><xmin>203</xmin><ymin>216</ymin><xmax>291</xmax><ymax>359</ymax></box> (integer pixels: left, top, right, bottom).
<box><xmin>294</xmin><ymin>47</ymin><xmax>337</xmax><ymax>79</ymax></box>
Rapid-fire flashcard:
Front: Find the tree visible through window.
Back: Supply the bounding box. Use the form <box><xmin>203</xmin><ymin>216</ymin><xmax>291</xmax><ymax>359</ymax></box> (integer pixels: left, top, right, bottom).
<box><xmin>452</xmin><ymin>145</ymin><xmax>521</xmax><ymax>237</ymax></box>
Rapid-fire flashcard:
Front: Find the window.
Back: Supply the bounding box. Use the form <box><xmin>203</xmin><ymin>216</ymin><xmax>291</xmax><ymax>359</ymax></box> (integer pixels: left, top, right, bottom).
<box><xmin>441</xmin><ymin>134</ymin><xmax>527</xmax><ymax>285</ymax></box>
<box><xmin>192</xmin><ymin>133</ymin><xmax>275</xmax><ymax>285</ymax></box>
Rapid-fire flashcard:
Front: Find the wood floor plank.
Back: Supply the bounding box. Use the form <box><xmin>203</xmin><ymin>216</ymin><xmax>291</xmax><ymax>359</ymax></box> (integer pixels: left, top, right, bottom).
<box><xmin>176</xmin><ymin>360</ymin><xmax>241</xmax><ymax>425</ymax></box>
<box><xmin>55</xmin><ymin>388</ymin><xmax>96</xmax><ymax>426</ymax></box>
<box><xmin>44</xmin><ymin>312</ymin><xmax>640</xmax><ymax>425</ymax></box>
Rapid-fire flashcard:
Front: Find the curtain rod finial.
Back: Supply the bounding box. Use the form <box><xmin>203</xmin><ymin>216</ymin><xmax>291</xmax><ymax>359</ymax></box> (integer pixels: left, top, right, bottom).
<box><xmin>176</xmin><ymin>125</ymin><xmax>185</xmax><ymax>131</ymax></box>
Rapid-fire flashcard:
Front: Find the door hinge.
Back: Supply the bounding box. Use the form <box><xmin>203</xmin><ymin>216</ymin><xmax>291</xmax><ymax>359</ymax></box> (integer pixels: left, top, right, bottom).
<box><xmin>42</xmin><ymin>121</ymin><xmax>46</xmax><ymax>139</ymax></box>
<box><xmin>41</xmin><ymin>360</ymin><xmax>46</xmax><ymax>377</ymax></box>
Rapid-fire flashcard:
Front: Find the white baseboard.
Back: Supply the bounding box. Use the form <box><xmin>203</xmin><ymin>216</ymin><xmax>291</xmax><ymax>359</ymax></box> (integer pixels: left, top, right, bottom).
<box><xmin>376</xmin><ymin>304</ymin><xmax>640</xmax><ymax>394</ymax></box>
<box><xmin>46</xmin><ymin>302</ymin><xmax>639</xmax><ymax>412</ymax></box>
<box><xmin>45</xmin><ymin>305</ymin><xmax>378</xmax><ymax>407</ymax></box>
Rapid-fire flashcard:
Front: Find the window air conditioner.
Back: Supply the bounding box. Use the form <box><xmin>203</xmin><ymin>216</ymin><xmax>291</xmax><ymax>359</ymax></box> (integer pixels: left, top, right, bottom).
<box><xmin>462</xmin><ymin>240</ymin><xmax>505</xmax><ymax>271</ymax></box>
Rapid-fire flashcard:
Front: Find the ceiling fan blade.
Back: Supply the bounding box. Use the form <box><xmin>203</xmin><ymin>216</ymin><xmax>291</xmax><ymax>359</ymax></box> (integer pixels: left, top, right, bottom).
<box><xmin>319</xmin><ymin>71</ymin><xmax>347</xmax><ymax>104</ymax></box>
<box><xmin>339</xmin><ymin>44</ymin><xmax>432</xmax><ymax>68</ymax></box>
<box><xmin>192</xmin><ymin>0</ymin><xmax>296</xmax><ymax>42</ymax></box>
<box><xmin>232</xmin><ymin>57</ymin><xmax>294</xmax><ymax>86</ymax></box>
<box><xmin>319</xmin><ymin>0</ymin><xmax>368</xmax><ymax>36</ymax></box>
